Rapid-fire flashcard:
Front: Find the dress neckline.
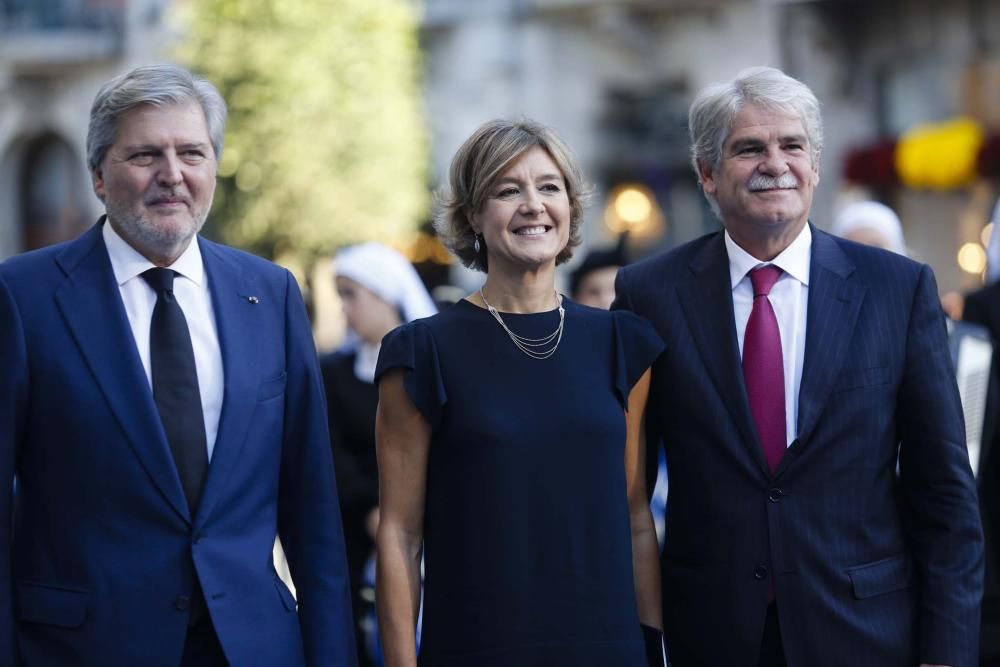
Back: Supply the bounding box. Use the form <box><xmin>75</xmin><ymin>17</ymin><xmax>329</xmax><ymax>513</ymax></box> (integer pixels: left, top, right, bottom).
<box><xmin>458</xmin><ymin>295</ymin><xmax>566</xmax><ymax>318</ymax></box>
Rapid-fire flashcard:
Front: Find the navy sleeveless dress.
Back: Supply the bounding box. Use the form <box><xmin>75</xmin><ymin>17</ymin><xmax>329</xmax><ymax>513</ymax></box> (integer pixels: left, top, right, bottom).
<box><xmin>375</xmin><ymin>297</ymin><xmax>664</xmax><ymax>667</ymax></box>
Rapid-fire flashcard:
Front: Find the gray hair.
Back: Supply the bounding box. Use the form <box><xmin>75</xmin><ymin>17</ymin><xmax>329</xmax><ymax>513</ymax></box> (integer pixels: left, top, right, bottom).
<box><xmin>86</xmin><ymin>63</ymin><xmax>227</xmax><ymax>172</ymax></box>
<box><xmin>434</xmin><ymin>118</ymin><xmax>591</xmax><ymax>272</ymax></box>
<box><xmin>689</xmin><ymin>66</ymin><xmax>823</xmax><ymax>215</ymax></box>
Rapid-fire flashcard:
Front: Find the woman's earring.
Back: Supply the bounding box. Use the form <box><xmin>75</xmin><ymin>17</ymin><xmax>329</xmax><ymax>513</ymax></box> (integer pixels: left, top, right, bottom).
<box><xmin>474</xmin><ymin>234</ymin><xmax>481</xmax><ymax>254</ymax></box>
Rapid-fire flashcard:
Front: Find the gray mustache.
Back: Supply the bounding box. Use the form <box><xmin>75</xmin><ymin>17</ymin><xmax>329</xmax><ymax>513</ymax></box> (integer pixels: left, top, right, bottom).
<box><xmin>748</xmin><ymin>174</ymin><xmax>799</xmax><ymax>191</ymax></box>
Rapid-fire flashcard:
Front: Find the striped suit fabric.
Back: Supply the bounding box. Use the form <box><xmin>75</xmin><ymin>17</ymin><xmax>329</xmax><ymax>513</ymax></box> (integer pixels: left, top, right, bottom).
<box><xmin>614</xmin><ymin>226</ymin><xmax>984</xmax><ymax>667</ymax></box>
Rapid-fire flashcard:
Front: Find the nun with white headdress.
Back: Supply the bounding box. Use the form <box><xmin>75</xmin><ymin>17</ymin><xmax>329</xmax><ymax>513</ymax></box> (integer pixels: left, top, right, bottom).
<box><xmin>320</xmin><ymin>242</ymin><xmax>436</xmax><ymax>667</ymax></box>
<box><xmin>830</xmin><ymin>200</ymin><xmax>908</xmax><ymax>256</ymax></box>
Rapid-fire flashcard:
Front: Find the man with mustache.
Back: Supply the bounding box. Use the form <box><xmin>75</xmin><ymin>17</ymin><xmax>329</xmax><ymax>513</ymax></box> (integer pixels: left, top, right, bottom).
<box><xmin>0</xmin><ymin>64</ymin><xmax>357</xmax><ymax>666</ymax></box>
<box><xmin>614</xmin><ymin>66</ymin><xmax>983</xmax><ymax>667</ymax></box>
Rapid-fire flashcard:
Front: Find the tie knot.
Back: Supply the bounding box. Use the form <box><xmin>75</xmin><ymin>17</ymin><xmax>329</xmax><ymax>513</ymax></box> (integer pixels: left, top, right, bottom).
<box><xmin>142</xmin><ymin>267</ymin><xmax>176</xmax><ymax>295</ymax></box>
<box><xmin>749</xmin><ymin>265</ymin><xmax>782</xmax><ymax>297</ymax></box>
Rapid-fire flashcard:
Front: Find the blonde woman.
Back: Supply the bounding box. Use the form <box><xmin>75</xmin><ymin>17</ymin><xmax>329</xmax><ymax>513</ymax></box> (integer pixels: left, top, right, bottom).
<box><xmin>375</xmin><ymin>120</ymin><xmax>666</xmax><ymax>666</ymax></box>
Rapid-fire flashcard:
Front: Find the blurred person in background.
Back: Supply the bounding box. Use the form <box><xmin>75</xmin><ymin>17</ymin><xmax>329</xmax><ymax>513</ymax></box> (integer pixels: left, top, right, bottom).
<box><xmin>0</xmin><ymin>63</ymin><xmax>356</xmax><ymax>666</ymax></box>
<box><xmin>375</xmin><ymin>119</ymin><xmax>666</xmax><ymax>667</ymax></box>
<box><xmin>322</xmin><ymin>242</ymin><xmax>437</xmax><ymax>666</ymax></box>
<box><xmin>569</xmin><ymin>234</ymin><xmax>628</xmax><ymax>309</ymax></box>
<box><xmin>830</xmin><ymin>200</ymin><xmax>908</xmax><ymax>255</ymax></box>
<box><xmin>614</xmin><ymin>66</ymin><xmax>982</xmax><ymax>667</ymax></box>
<box><xmin>961</xmin><ymin>196</ymin><xmax>1000</xmax><ymax>665</ymax></box>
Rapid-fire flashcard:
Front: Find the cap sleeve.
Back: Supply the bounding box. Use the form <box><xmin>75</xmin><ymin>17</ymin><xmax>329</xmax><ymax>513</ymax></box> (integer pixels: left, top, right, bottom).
<box><xmin>375</xmin><ymin>320</ymin><xmax>447</xmax><ymax>429</ymax></box>
<box><xmin>612</xmin><ymin>310</ymin><xmax>665</xmax><ymax>410</ymax></box>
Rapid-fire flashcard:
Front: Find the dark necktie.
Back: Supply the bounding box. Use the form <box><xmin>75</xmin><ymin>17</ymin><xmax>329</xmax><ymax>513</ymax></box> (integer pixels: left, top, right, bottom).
<box><xmin>742</xmin><ymin>265</ymin><xmax>786</xmax><ymax>475</ymax></box>
<box><xmin>142</xmin><ymin>268</ymin><xmax>208</xmax><ymax>514</ymax></box>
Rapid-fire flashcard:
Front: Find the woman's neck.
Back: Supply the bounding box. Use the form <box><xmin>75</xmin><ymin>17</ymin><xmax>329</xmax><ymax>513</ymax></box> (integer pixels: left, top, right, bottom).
<box><xmin>478</xmin><ymin>265</ymin><xmax>558</xmax><ymax>314</ymax></box>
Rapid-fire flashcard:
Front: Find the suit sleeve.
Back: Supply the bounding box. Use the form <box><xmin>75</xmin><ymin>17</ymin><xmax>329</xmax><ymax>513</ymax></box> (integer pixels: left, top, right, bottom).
<box><xmin>611</xmin><ymin>264</ymin><xmax>635</xmax><ymax>313</ymax></box>
<box><xmin>897</xmin><ymin>264</ymin><xmax>984</xmax><ymax>666</ymax></box>
<box><xmin>0</xmin><ymin>272</ymin><xmax>26</xmax><ymax>666</ymax></box>
<box><xmin>610</xmin><ymin>266</ymin><xmax>663</xmax><ymax>502</ymax></box>
<box><xmin>276</xmin><ymin>271</ymin><xmax>358</xmax><ymax>667</ymax></box>
<box><xmin>962</xmin><ymin>290</ymin><xmax>987</xmax><ymax>328</ymax></box>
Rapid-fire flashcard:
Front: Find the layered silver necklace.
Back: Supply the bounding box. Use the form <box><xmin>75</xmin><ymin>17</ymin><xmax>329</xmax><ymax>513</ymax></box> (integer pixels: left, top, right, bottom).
<box><xmin>479</xmin><ymin>288</ymin><xmax>565</xmax><ymax>360</ymax></box>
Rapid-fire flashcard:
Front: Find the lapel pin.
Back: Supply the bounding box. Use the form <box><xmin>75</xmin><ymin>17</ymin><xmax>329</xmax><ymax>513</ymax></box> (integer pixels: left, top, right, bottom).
<box><xmin>247</xmin><ymin>296</ymin><xmax>259</xmax><ymax>304</ymax></box>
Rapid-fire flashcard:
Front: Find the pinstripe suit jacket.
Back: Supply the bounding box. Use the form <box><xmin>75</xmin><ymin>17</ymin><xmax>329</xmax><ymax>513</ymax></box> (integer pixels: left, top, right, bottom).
<box><xmin>614</xmin><ymin>226</ymin><xmax>983</xmax><ymax>667</ymax></box>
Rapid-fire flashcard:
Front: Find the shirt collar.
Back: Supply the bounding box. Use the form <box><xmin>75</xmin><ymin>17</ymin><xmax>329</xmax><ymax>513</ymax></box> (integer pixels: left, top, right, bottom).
<box><xmin>102</xmin><ymin>218</ymin><xmax>205</xmax><ymax>287</ymax></box>
<box><xmin>725</xmin><ymin>223</ymin><xmax>812</xmax><ymax>289</ymax></box>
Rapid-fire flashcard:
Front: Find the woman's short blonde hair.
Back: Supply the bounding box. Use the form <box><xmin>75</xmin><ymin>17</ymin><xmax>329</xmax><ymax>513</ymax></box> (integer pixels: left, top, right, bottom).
<box><xmin>434</xmin><ymin>119</ymin><xmax>591</xmax><ymax>272</ymax></box>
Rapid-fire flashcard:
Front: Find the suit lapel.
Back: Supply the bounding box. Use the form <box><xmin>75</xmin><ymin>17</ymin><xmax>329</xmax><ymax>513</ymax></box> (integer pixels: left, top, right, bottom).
<box><xmin>193</xmin><ymin>239</ymin><xmax>260</xmax><ymax>527</ymax></box>
<box><xmin>54</xmin><ymin>223</ymin><xmax>190</xmax><ymax>521</ymax></box>
<box><xmin>677</xmin><ymin>233</ymin><xmax>770</xmax><ymax>477</ymax></box>
<box><xmin>780</xmin><ymin>228</ymin><xmax>866</xmax><ymax>473</ymax></box>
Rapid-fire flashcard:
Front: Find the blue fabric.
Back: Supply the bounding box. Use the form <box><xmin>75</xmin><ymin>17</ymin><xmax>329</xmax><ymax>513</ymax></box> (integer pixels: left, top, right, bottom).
<box><xmin>614</xmin><ymin>226</ymin><xmax>983</xmax><ymax>667</ymax></box>
<box><xmin>375</xmin><ymin>298</ymin><xmax>663</xmax><ymax>667</ymax></box>
<box><xmin>0</xmin><ymin>221</ymin><xmax>357</xmax><ymax>667</ymax></box>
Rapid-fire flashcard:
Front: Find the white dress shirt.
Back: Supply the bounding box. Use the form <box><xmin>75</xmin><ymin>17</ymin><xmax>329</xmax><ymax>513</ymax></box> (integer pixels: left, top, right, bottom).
<box><xmin>726</xmin><ymin>224</ymin><xmax>811</xmax><ymax>447</ymax></box>
<box><xmin>103</xmin><ymin>221</ymin><xmax>224</xmax><ymax>461</ymax></box>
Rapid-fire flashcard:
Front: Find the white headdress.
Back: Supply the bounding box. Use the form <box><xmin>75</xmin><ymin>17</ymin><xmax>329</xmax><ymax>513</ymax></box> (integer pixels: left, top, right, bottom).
<box><xmin>986</xmin><ymin>197</ymin><xmax>1000</xmax><ymax>284</ymax></box>
<box><xmin>334</xmin><ymin>242</ymin><xmax>437</xmax><ymax>323</ymax></box>
<box><xmin>831</xmin><ymin>201</ymin><xmax>907</xmax><ymax>256</ymax></box>
<box><xmin>333</xmin><ymin>243</ymin><xmax>437</xmax><ymax>382</ymax></box>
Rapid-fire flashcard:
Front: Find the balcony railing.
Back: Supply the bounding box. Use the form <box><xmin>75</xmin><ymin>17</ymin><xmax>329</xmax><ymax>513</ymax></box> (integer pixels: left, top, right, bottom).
<box><xmin>0</xmin><ymin>0</ymin><xmax>126</xmax><ymax>65</ymax></box>
<box><xmin>1</xmin><ymin>0</ymin><xmax>124</xmax><ymax>32</ymax></box>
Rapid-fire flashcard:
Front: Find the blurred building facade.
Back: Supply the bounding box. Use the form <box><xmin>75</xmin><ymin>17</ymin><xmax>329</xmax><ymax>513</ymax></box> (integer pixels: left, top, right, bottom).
<box><xmin>1</xmin><ymin>0</ymin><xmax>999</xmax><ymax>294</ymax></box>
<box><xmin>0</xmin><ymin>0</ymin><xmax>171</xmax><ymax>260</ymax></box>
<box><xmin>419</xmin><ymin>0</ymin><xmax>1000</xmax><ymax>293</ymax></box>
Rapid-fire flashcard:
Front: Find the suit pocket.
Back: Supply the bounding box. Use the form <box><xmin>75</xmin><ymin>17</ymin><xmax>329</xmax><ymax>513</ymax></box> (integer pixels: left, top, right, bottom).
<box><xmin>833</xmin><ymin>366</ymin><xmax>891</xmax><ymax>392</ymax></box>
<box><xmin>847</xmin><ymin>553</ymin><xmax>913</xmax><ymax>599</ymax></box>
<box><xmin>274</xmin><ymin>577</ymin><xmax>297</xmax><ymax>612</ymax></box>
<box><xmin>257</xmin><ymin>371</ymin><xmax>287</xmax><ymax>402</ymax></box>
<box><xmin>16</xmin><ymin>581</ymin><xmax>89</xmax><ymax>628</ymax></box>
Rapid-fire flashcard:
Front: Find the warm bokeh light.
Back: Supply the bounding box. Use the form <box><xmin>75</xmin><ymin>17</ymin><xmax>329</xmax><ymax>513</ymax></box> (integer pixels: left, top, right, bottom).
<box><xmin>982</xmin><ymin>222</ymin><xmax>994</xmax><ymax>249</ymax></box>
<box><xmin>958</xmin><ymin>242</ymin><xmax>987</xmax><ymax>274</ymax></box>
<box><xmin>614</xmin><ymin>188</ymin><xmax>652</xmax><ymax>225</ymax></box>
<box><xmin>604</xmin><ymin>183</ymin><xmax>665</xmax><ymax>239</ymax></box>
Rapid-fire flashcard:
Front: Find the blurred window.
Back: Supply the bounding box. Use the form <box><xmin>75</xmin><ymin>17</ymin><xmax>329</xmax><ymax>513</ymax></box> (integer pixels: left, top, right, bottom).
<box><xmin>19</xmin><ymin>134</ymin><xmax>91</xmax><ymax>251</ymax></box>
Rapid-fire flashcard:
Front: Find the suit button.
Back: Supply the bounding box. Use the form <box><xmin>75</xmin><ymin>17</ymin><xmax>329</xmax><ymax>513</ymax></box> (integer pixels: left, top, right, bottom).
<box><xmin>175</xmin><ymin>595</ymin><xmax>190</xmax><ymax>611</ymax></box>
<box><xmin>753</xmin><ymin>565</ymin><xmax>769</xmax><ymax>580</ymax></box>
<box><xmin>768</xmin><ymin>488</ymin><xmax>784</xmax><ymax>502</ymax></box>
<box><xmin>193</xmin><ymin>535</ymin><xmax>202</xmax><ymax>545</ymax></box>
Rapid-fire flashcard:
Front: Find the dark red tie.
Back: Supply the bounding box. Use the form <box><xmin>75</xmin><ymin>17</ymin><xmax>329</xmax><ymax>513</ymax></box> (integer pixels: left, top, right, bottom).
<box><xmin>743</xmin><ymin>265</ymin><xmax>786</xmax><ymax>475</ymax></box>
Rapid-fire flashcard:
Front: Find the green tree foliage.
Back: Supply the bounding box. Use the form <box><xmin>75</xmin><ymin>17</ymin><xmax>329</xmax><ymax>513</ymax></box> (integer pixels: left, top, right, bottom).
<box><xmin>171</xmin><ymin>0</ymin><xmax>429</xmax><ymax>263</ymax></box>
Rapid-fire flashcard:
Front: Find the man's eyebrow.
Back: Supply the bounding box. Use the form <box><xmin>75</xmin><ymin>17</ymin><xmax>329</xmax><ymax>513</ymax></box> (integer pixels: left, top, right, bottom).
<box><xmin>121</xmin><ymin>144</ymin><xmax>162</xmax><ymax>153</ymax></box>
<box><xmin>728</xmin><ymin>137</ymin><xmax>764</xmax><ymax>151</ymax></box>
<box><xmin>780</xmin><ymin>133</ymin><xmax>809</xmax><ymax>144</ymax></box>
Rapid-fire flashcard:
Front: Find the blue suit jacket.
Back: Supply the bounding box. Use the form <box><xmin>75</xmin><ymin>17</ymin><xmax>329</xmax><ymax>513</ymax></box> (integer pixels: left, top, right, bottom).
<box><xmin>614</xmin><ymin>227</ymin><xmax>984</xmax><ymax>667</ymax></box>
<box><xmin>0</xmin><ymin>222</ymin><xmax>357</xmax><ymax>666</ymax></box>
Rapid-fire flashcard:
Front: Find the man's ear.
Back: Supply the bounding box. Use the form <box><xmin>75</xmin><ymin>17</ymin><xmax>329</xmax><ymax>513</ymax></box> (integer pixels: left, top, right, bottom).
<box><xmin>696</xmin><ymin>160</ymin><xmax>717</xmax><ymax>195</ymax></box>
<box><xmin>92</xmin><ymin>167</ymin><xmax>106</xmax><ymax>202</ymax></box>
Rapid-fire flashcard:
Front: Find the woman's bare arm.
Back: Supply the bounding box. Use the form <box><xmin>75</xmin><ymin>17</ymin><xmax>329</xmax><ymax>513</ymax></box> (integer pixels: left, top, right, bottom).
<box><xmin>375</xmin><ymin>370</ymin><xmax>432</xmax><ymax>667</ymax></box>
<box><xmin>624</xmin><ymin>368</ymin><xmax>663</xmax><ymax>630</ymax></box>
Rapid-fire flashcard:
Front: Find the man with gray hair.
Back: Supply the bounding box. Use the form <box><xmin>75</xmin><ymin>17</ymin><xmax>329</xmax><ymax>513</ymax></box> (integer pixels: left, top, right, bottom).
<box><xmin>614</xmin><ymin>66</ymin><xmax>983</xmax><ymax>666</ymax></box>
<box><xmin>0</xmin><ymin>63</ymin><xmax>357</xmax><ymax>666</ymax></box>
